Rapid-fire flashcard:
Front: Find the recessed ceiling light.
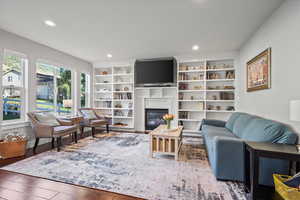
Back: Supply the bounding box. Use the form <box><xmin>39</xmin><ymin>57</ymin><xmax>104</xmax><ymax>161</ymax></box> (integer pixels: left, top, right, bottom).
<box><xmin>192</xmin><ymin>45</ymin><xmax>199</xmax><ymax>51</ymax></box>
<box><xmin>107</xmin><ymin>54</ymin><xmax>112</xmax><ymax>58</ymax></box>
<box><xmin>44</xmin><ymin>20</ymin><xmax>56</xmax><ymax>27</ymax></box>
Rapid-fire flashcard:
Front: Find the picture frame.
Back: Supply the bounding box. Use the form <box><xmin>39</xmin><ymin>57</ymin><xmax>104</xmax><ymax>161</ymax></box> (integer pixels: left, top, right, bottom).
<box><xmin>247</xmin><ymin>48</ymin><xmax>271</xmax><ymax>92</ymax></box>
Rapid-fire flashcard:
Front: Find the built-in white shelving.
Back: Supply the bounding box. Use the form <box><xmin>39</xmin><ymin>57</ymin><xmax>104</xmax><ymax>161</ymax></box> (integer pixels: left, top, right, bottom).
<box><xmin>93</xmin><ymin>64</ymin><xmax>134</xmax><ymax>129</ymax></box>
<box><xmin>93</xmin><ymin>58</ymin><xmax>235</xmax><ymax>134</ymax></box>
<box><xmin>177</xmin><ymin>59</ymin><xmax>235</xmax><ymax>134</ymax></box>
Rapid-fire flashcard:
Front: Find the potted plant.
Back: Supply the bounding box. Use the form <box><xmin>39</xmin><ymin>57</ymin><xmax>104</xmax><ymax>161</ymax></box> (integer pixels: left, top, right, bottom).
<box><xmin>163</xmin><ymin>114</ymin><xmax>174</xmax><ymax>129</ymax></box>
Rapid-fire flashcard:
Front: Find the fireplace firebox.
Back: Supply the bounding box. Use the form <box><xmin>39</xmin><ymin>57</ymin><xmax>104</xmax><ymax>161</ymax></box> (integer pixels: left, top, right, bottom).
<box><xmin>145</xmin><ymin>108</ymin><xmax>168</xmax><ymax>130</ymax></box>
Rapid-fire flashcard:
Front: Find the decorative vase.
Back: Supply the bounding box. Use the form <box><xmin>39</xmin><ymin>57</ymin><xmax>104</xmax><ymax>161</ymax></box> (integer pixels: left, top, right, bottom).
<box><xmin>166</xmin><ymin>120</ymin><xmax>171</xmax><ymax>129</ymax></box>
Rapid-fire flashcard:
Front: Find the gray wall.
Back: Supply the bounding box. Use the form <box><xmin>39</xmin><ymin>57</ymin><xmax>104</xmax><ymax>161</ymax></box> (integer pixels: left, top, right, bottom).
<box><xmin>237</xmin><ymin>0</ymin><xmax>300</xmax><ymax>135</ymax></box>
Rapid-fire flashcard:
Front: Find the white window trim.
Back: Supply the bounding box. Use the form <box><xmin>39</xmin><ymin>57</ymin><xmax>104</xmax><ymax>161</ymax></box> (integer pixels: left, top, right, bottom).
<box><xmin>80</xmin><ymin>73</ymin><xmax>90</xmax><ymax>108</ymax></box>
<box><xmin>2</xmin><ymin>49</ymin><xmax>28</xmax><ymax>124</ymax></box>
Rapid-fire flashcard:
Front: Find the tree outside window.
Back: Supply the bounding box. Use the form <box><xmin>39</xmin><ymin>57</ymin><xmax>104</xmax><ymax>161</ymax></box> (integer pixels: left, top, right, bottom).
<box><xmin>36</xmin><ymin>62</ymin><xmax>72</xmax><ymax>115</ymax></box>
<box><xmin>80</xmin><ymin>73</ymin><xmax>90</xmax><ymax>108</ymax></box>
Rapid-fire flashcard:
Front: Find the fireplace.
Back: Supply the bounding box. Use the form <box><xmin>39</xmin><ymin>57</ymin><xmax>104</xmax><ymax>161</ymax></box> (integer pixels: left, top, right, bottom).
<box><xmin>145</xmin><ymin>108</ymin><xmax>168</xmax><ymax>130</ymax></box>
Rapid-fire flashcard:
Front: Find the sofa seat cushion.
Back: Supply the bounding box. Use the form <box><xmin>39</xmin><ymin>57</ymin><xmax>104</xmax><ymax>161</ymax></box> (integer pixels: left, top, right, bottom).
<box><xmin>232</xmin><ymin>113</ymin><xmax>256</xmax><ymax>137</ymax></box>
<box><xmin>241</xmin><ymin>118</ymin><xmax>286</xmax><ymax>142</ymax></box>
<box><xmin>202</xmin><ymin>125</ymin><xmax>235</xmax><ymax>137</ymax></box>
<box><xmin>53</xmin><ymin>125</ymin><xmax>77</xmax><ymax>136</ymax></box>
<box><xmin>203</xmin><ymin>125</ymin><xmax>236</xmax><ymax>149</ymax></box>
<box><xmin>34</xmin><ymin>112</ymin><xmax>60</xmax><ymax>127</ymax></box>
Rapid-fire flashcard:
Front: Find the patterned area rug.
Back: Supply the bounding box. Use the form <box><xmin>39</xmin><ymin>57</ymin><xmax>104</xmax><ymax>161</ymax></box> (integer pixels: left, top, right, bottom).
<box><xmin>2</xmin><ymin>133</ymin><xmax>247</xmax><ymax>200</ymax></box>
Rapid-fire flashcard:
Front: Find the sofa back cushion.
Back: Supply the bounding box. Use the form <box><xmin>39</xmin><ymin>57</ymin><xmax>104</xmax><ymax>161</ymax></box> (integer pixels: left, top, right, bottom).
<box><xmin>232</xmin><ymin>113</ymin><xmax>255</xmax><ymax>137</ymax></box>
<box><xmin>35</xmin><ymin>112</ymin><xmax>60</xmax><ymax>126</ymax></box>
<box><xmin>225</xmin><ymin>112</ymin><xmax>244</xmax><ymax>132</ymax></box>
<box><xmin>241</xmin><ymin>118</ymin><xmax>286</xmax><ymax>142</ymax></box>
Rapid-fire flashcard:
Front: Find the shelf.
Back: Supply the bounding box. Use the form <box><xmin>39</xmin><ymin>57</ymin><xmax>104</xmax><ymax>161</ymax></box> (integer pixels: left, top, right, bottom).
<box><xmin>94</xmin><ymin>91</ymin><xmax>112</xmax><ymax>93</ymax></box>
<box><xmin>178</xmin><ymin>109</ymin><xmax>204</xmax><ymax>112</ymax></box>
<box><xmin>113</xmin><ymin>108</ymin><xmax>133</xmax><ymax>110</ymax></box>
<box><xmin>178</xmin><ymin>89</ymin><xmax>234</xmax><ymax>92</ymax></box>
<box><xmin>113</xmin><ymin>91</ymin><xmax>133</xmax><ymax>93</ymax></box>
<box><xmin>113</xmin><ymin>82</ymin><xmax>133</xmax><ymax>84</ymax></box>
<box><xmin>206</xmin><ymin>90</ymin><xmax>234</xmax><ymax>92</ymax></box>
<box><xmin>113</xmin><ymin>73</ymin><xmax>133</xmax><ymax>76</ymax></box>
<box><xmin>206</xmin><ymin>68</ymin><xmax>235</xmax><ymax>72</ymax></box>
<box><xmin>95</xmin><ymin>74</ymin><xmax>112</xmax><ymax>77</ymax></box>
<box><xmin>206</xmin><ymin>79</ymin><xmax>235</xmax><ymax>82</ymax></box>
<box><xmin>178</xmin><ymin>70</ymin><xmax>205</xmax><ymax>73</ymax></box>
<box><xmin>94</xmin><ymin>99</ymin><xmax>112</xmax><ymax>101</ymax></box>
<box><xmin>95</xmin><ymin>107</ymin><xmax>112</xmax><ymax>110</ymax></box>
<box><xmin>178</xmin><ymin>100</ymin><xmax>204</xmax><ymax>102</ymax></box>
<box><xmin>206</xmin><ymin>100</ymin><xmax>235</xmax><ymax>102</ymax></box>
<box><xmin>178</xmin><ymin>80</ymin><xmax>205</xmax><ymax>83</ymax></box>
<box><xmin>94</xmin><ymin>83</ymin><xmax>112</xmax><ymax>85</ymax></box>
<box><xmin>113</xmin><ymin>99</ymin><xmax>133</xmax><ymax>101</ymax></box>
<box><xmin>113</xmin><ymin>66</ymin><xmax>131</xmax><ymax>68</ymax></box>
<box><xmin>205</xmin><ymin>110</ymin><xmax>235</xmax><ymax>113</ymax></box>
<box><xmin>178</xmin><ymin>90</ymin><xmax>205</xmax><ymax>92</ymax></box>
<box><xmin>113</xmin><ymin>116</ymin><xmax>133</xmax><ymax>119</ymax></box>
<box><xmin>178</xmin><ymin>119</ymin><xmax>201</xmax><ymax>122</ymax></box>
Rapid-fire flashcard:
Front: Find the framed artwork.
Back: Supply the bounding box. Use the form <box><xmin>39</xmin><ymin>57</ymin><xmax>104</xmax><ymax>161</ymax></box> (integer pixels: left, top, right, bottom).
<box><xmin>247</xmin><ymin>48</ymin><xmax>271</xmax><ymax>92</ymax></box>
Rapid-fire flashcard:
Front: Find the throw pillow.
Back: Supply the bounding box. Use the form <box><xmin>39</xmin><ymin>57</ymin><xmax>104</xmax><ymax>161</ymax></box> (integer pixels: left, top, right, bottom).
<box><xmin>35</xmin><ymin>112</ymin><xmax>60</xmax><ymax>126</ymax></box>
<box><xmin>81</xmin><ymin>110</ymin><xmax>97</xmax><ymax>119</ymax></box>
<box><xmin>284</xmin><ymin>172</ymin><xmax>300</xmax><ymax>188</ymax></box>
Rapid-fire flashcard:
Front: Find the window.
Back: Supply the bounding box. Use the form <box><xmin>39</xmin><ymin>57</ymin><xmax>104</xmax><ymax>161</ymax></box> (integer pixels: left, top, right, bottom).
<box><xmin>36</xmin><ymin>62</ymin><xmax>72</xmax><ymax>115</ymax></box>
<box><xmin>2</xmin><ymin>50</ymin><xmax>27</xmax><ymax>121</ymax></box>
<box><xmin>8</xmin><ymin>76</ymin><xmax>12</xmax><ymax>82</ymax></box>
<box><xmin>80</xmin><ymin>73</ymin><xmax>90</xmax><ymax>108</ymax></box>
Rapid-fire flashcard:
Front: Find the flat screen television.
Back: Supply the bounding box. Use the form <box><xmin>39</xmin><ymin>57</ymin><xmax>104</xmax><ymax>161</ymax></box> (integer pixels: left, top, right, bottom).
<box><xmin>134</xmin><ymin>57</ymin><xmax>177</xmax><ymax>87</ymax></box>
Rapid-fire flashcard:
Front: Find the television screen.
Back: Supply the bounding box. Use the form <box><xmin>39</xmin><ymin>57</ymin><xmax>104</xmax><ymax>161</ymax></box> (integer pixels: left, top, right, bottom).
<box><xmin>135</xmin><ymin>58</ymin><xmax>176</xmax><ymax>86</ymax></box>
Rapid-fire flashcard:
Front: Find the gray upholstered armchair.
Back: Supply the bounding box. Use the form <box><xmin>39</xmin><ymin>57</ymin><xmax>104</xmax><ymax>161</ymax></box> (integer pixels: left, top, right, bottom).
<box><xmin>27</xmin><ymin>111</ymin><xmax>78</xmax><ymax>152</ymax></box>
<box><xmin>78</xmin><ymin>108</ymin><xmax>109</xmax><ymax>137</ymax></box>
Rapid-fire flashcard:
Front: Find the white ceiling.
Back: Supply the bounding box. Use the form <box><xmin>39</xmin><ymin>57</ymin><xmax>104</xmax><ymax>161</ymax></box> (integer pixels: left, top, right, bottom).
<box><xmin>0</xmin><ymin>0</ymin><xmax>283</xmax><ymax>62</ymax></box>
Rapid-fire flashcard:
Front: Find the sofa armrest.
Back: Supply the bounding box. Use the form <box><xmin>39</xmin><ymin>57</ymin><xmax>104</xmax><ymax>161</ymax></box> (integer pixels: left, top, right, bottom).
<box><xmin>212</xmin><ymin>136</ymin><xmax>245</xmax><ymax>181</ymax></box>
<box><xmin>200</xmin><ymin>119</ymin><xmax>226</xmax><ymax>130</ymax></box>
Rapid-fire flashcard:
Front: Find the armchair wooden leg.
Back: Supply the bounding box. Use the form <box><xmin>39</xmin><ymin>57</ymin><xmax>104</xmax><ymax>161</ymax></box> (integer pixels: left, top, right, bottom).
<box><xmin>71</xmin><ymin>133</ymin><xmax>74</xmax><ymax>142</ymax></box>
<box><xmin>51</xmin><ymin>138</ymin><xmax>55</xmax><ymax>149</ymax></box>
<box><xmin>74</xmin><ymin>132</ymin><xmax>78</xmax><ymax>143</ymax></box>
<box><xmin>80</xmin><ymin>127</ymin><xmax>84</xmax><ymax>138</ymax></box>
<box><xmin>92</xmin><ymin>127</ymin><xmax>95</xmax><ymax>138</ymax></box>
<box><xmin>57</xmin><ymin>137</ymin><xmax>62</xmax><ymax>152</ymax></box>
<box><xmin>106</xmin><ymin>124</ymin><xmax>109</xmax><ymax>133</ymax></box>
<box><xmin>33</xmin><ymin>138</ymin><xmax>40</xmax><ymax>154</ymax></box>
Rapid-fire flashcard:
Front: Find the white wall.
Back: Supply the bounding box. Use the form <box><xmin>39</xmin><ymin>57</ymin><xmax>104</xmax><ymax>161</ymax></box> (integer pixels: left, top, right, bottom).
<box><xmin>237</xmin><ymin>0</ymin><xmax>300</xmax><ymax>135</ymax></box>
<box><xmin>0</xmin><ymin>29</ymin><xmax>93</xmax><ymax>146</ymax></box>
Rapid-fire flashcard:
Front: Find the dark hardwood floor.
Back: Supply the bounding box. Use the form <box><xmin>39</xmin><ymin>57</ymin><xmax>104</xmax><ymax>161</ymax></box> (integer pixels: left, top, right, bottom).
<box><xmin>0</xmin><ymin>131</ymin><xmax>144</xmax><ymax>200</ymax></box>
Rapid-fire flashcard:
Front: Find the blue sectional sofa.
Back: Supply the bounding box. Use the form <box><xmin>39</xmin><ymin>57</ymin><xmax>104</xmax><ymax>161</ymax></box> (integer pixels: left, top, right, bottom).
<box><xmin>201</xmin><ymin>112</ymin><xmax>298</xmax><ymax>186</ymax></box>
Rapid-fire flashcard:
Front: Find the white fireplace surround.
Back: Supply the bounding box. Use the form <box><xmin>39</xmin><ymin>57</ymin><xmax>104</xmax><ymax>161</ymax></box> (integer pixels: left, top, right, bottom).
<box><xmin>134</xmin><ymin>88</ymin><xmax>177</xmax><ymax>131</ymax></box>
